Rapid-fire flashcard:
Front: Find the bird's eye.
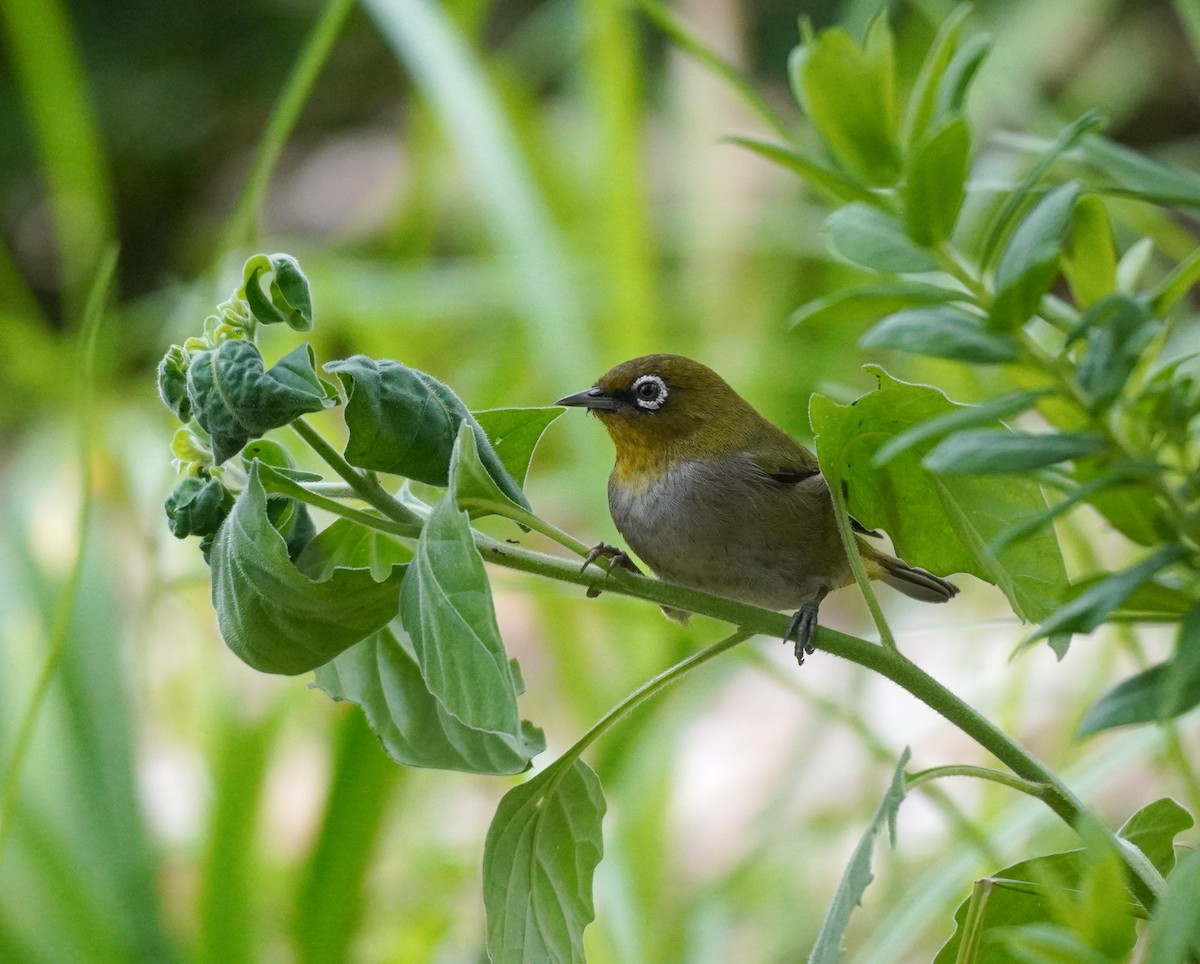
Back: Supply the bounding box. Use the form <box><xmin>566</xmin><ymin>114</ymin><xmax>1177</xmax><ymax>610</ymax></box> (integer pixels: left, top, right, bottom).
<box><xmin>630</xmin><ymin>374</ymin><xmax>667</xmax><ymax>410</ymax></box>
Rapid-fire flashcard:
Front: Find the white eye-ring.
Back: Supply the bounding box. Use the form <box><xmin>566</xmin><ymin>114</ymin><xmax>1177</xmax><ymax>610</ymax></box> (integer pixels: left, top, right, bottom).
<box><xmin>631</xmin><ymin>374</ymin><xmax>668</xmax><ymax>410</ymax></box>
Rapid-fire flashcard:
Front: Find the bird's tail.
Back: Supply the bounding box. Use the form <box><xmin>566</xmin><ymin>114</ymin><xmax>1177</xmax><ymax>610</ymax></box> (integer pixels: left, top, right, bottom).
<box><xmin>859</xmin><ymin>541</ymin><xmax>958</xmax><ymax>603</ymax></box>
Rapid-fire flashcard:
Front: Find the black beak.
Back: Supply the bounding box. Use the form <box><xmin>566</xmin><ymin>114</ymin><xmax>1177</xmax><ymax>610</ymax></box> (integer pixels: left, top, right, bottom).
<box><xmin>556</xmin><ymin>387</ymin><xmax>619</xmax><ymax>411</ymax></box>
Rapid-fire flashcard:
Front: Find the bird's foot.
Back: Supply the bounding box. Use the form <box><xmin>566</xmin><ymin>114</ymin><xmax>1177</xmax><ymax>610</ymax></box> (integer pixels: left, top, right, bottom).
<box><xmin>581</xmin><ymin>542</ymin><xmax>643</xmax><ymax>597</ymax></box>
<box><xmin>784</xmin><ymin>592</ymin><xmax>827</xmax><ymax>666</ymax></box>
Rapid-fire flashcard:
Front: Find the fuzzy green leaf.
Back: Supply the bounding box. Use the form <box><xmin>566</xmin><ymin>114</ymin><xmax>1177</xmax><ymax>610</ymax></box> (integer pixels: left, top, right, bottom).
<box><xmin>824</xmin><ymin>204</ymin><xmax>940</xmax><ymax>274</ymax></box>
<box><xmin>164</xmin><ymin>476</ymin><xmax>230</xmax><ymax>539</ymax></box>
<box><xmin>209</xmin><ymin>464</ymin><xmax>405</xmax><ymax>674</ymax></box>
<box><xmin>861</xmin><ymin>306</ymin><xmax>1018</xmax><ymax>363</ymax></box>
<box><xmin>187</xmin><ymin>341</ymin><xmax>336</xmax><ymax>464</ymax></box>
<box><xmin>810</xmin><ymin>367</ymin><xmax>1066</xmax><ymax>622</ymax></box>
<box><xmin>240</xmin><ymin>253</ymin><xmax>314</xmax><ymax>331</ymax></box>
<box><xmin>483</xmin><ymin>759</ymin><xmax>606</xmax><ymax>964</ymax></box>
<box><xmin>157</xmin><ymin>345</ymin><xmax>192</xmax><ymax>421</ymax></box>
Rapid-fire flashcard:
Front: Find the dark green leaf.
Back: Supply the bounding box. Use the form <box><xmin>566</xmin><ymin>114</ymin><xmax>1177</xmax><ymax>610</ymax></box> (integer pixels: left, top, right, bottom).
<box><xmin>902</xmin><ymin>4</ymin><xmax>974</xmax><ymax>148</ymax></box>
<box><xmin>1118</xmin><ymin>797</ymin><xmax>1194</xmax><ymax>878</ymax></box>
<box><xmin>399</xmin><ymin>492</ymin><xmax>528</xmax><ymax>738</ymax></box>
<box><xmin>209</xmin><ymin>464</ymin><xmax>405</xmax><ymax>674</ymax></box>
<box><xmin>1146</xmin><ymin>848</ymin><xmax>1200</xmax><ymax>964</ymax></box>
<box><xmin>924</xmin><ymin>430</ymin><xmax>1107</xmax><ymax>474</ymax></box>
<box><xmin>905</xmin><ymin>116</ymin><xmax>971</xmax><ymax>246</ymax></box>
<box><xmin>1077</xmin><ymin>664</ymin><xmax>1170</xmax><ymax>737</ymax></box>
<box><xmin>483</xmin><ymin>759</ymin><xmax>605</xmax><ymax>964</ymax></box>
<box><xmin>187</xmin><ymin>341</ymin><xmax>336</xmax><ymax>464</ymax></box>
<box><xmin>325</xmin><ymin>355</ymin><xmax>528</xmax><ymax>508</ymax></box>
<box><xmin>861</xmin><ymin>305</ymin><xmax>1017</xmax><ymax>363</ymax></box>
<box><xmin>790</xmin><ymin>282</ymin><xmax>966</xmax><ymax>329</ymax></box>
<box><xmin>1159</xmin><ymin>603</ymin><xmax>1200</xmax><ymax>720</ymax></box>
<box><xmin>809</xmin><ymin>749</ymin><xmax>909</xmax><ymax>964</ymax></box>
<box><xmin>1074</xmin><ymin>296</ymin><xmax>1159</xmax><ymax>406</ymax></box>
<box><xmin>810</xmin><ymin>367</ymin><xmax>1066</xmax><ymax>622</ymax></box>
<box><xmin>989</xmin><ymin>181</ymin><xmax>1080</xmax><ymax>330</ymax></box>
<box><xmin>790</xmin><ymin>22</ymin><xmax>900</xmax><ymax>185</ymax></box>
<box><xmin>874</xmin><ymin>390</ymin><xmax>1048</xmax><ymax>467</ymax></box>
<box><xmin>1078</xmin><ymin>134</ymin><xmax>1200</xmax><ymax>208</ymax></box>
<box><xmin>725</xmin><ymin>135</ymin><xmax>874</xmax><ymax>205</ymax></box>
<box><xmin>473</xmin><ymin>406</ymin><xmax>562</xmax><ymax>487</ymax></box>
<box><xmin>164</xmin><ymin>476</ymin><xmax>229</xmax><ymax>539</ymax></box>
<box><xmin>824</xmin><ymin>204</ymin><xmax>939</xmax><ymax>274</ymax></box>
<box><xmin>240</xmin><ymin>253</ymin><xmax>314</xmax><ymax>331</ymax></box>
<box><xmin>1063</xmin><ymin>195</ymin><xmax>1118</xmax><ymax>308</ymax></box>
<box><xmin>157</xmin><ymin>345</ymin><xmax>192</xmax><ymax>421</ymax></box>
<box><xmin>1032</xmin><ymin>545</ymin><xmax>1188</xmax><ymax>644</ymax></box>
<box><xmin>314</xmin><ymin>622</ymin><xmax>544</xmax><ymax>774</ymax></box>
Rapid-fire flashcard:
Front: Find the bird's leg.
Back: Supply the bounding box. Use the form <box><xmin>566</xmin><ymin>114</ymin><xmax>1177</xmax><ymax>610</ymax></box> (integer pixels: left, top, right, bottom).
<box><xmin>784</xmin><ymin>588</ymin><xmax>829</xmax><ymax>666</ymax></box>
<box><xmin>580</xmin><ymin>542</ymin><xmax>644</xmax><ymax>597</ymax></box>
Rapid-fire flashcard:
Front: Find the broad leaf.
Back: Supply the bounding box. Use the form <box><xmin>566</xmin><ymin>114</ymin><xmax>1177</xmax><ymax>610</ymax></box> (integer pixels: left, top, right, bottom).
<box><xmin>187</xmin><ymin>341</ymin><xmax>336</xmax><ymax>464</ymax></box>
<box><xmin>824</xmin><ymin>204</ymin><xmax>939</xmax><ymax>274</ymax></box>
<box><xmin>296</xmin><ymin>517</ymin><xmax>413</xmax><ymax>582</ymax></box>
<box><xmin>923</xmin><ymin>430</ymin><xmax>1107</xmax><ymax>474</ymax></box>
<box><xmin>209</xmin><ymin>464</ymin><xmax>405</xmax><ymax>674</ymax></box>
<box><xmin>315</xmin><ymin>622</ymin><xmax>544</xmax><ymax>775</ymax></box>
<box><xmin>1063</xmin><ymin>195</ymin><xmax>1118</xmax><ymax>308</ymax></box>
<box><xmin>810</xmin><ymin>367</ymin><xmax>1066</xmax><ymax>621</ymax></box>
<box><xmin>240</xmin><ymin>252</ymin><xmax>314</xmax><ymax>331</ymax></box>
<box><xmin>473</xmin><ymin>406</ymin><xmax>562</xmax><ymax>487</ymax></box>
<box><xmin>483</xmin><ymin>759</ymin><xmax>606</xmax><ymax>964</ymax></box>
<box><xmin>325</xmin><ymin>355</ymin><xmax>528</xmax><ymax>508</ymax></box>
<box><xmin>809</xmin><ymin>749</ymin><xmax>909</xmax><ymax>964</ymax></box>
<box><xmin>861</xmin><ymin>306</ymin><xmax>1017</xmax><ymax>363</ymax></box>
<box><xmin>399</xmin><ymin>492</ymin><xmax>527</xmax><ymax>738</ymax></box>
<box><xmin>904</xmin><ymin>116</ymin><xmax>970</xmax><ymax>246</ymax></box>
<box><xmin>1117</xmin><ymin>797</ymin><xmax>1194</xmax><ymax>878</ymax></box>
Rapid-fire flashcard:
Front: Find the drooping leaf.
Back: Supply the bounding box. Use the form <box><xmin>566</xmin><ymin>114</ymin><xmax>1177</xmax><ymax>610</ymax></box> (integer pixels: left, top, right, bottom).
<box><xmin>314</xmin><ymin>622</ymin><xmax>544</xmax><ymax>775</ymax></box>
<box><xmin>810</xmin><ymin>367</ymin><xmax>1067</xmax><ymax>621</ymax></box>
<box><xmin>923</xmin><ymin>429</ymin><xmax>1107</xmax><ymax>474</ymax></box>
<box><xmin>157</xmin><ymin>345</ymin><xmax>192</xmax><ymax>421</ymax></box>
<box><xmin>325</xmin><ymin>355</ymin><xmax>528</xmax><ymax>508</ymax></box>
<box><xmin>483</xmin><ymin>759</ymin><xmax>606</xmax><ymax>964</ymax></box>
<box><xmin>399</xmin><ymin>491</ymin><xmax>528</xmax><ymax>739</ymax></box>
<box><xmin>240</xmin><ymin>252</ymin><xmax>315</xmax><ymax>331</ymax></box>
<box><xmin>809</xmin><ymin>748</ymin><xmax>909</xmax><ymax>964</ymax></box>
<box><xmin>904</xmin><ymin>116</ymin><xmax>971</xmax><ymax>246</ymax></box>
<box><xmin>187</xmin><ymin>341</ymin><xmax>336</xmax><ymax>464</ymax></box>
<box><xmin>473</xmin><ymin>406</ymin><xmax>562</xmax><ymax>487</ymax></box>
<box><xmin>861</xmin><ymin>305</ymin><xmax>1018</xmax><ymax>363</ymax></box>
<box><xmin>988</xmin><ymin>181</ymin><xmax>1080</xmax><ymax>330</ymax></box>
<box><xmin>824</xmin><ymin>204</ymin><xmax>940</xmax><ymax>274</ymax></box>
<box><xmin>208</xmin><ymin>464</ymin><xmax>405</xmax><ymax>674</ymax></box>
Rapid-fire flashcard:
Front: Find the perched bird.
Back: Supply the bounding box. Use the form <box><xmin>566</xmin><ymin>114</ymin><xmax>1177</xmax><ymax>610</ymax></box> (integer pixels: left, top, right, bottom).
<box><xmin>557</xmin><ymin>354</ymin><xmax>958</xmax><ymax>663</ymax></box>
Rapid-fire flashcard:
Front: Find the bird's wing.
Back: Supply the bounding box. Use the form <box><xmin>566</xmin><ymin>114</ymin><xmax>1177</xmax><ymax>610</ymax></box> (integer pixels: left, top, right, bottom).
<box><xmin>748</xmin><ymin>449</ymin><xmax>882</xmax><ymax>538</ymax></box>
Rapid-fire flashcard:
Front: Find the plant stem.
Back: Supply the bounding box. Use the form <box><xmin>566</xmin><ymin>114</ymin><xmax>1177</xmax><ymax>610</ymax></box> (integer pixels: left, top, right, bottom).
<box><xmin>828</xmin><ymin>480</ymin><xmax>898</xmax><ymax>650</ymax></box>
<box><xmin>906</xmin><ymin>764</ymin><xmax>1048</xmax><ymax>798</ymax></box>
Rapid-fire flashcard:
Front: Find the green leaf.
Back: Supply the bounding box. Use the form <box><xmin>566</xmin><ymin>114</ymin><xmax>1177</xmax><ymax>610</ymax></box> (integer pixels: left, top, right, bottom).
<box><xmin>473</xmin><ymin>406</ymin><xmax>562</xmax><ymax>487</ymax></box>
<box><xmin>1118</xmin><ymin>797</ymin><xmax>1194</xmax><ymax>878</ymax></box>
<box><xmin>1031</xmin><ymin>545</ymin><xmax>1188</xmax><ymax>645</ymax></box>
<box><xmin>157</xmin><ymin>345</ymin><xmax>192</xmax><ymax>421</ymax></box>
<box><xmin>1073</xmin><ymin>296</ymin><xmax>1159</xmax><ymax>407</ymax></box>
<box><xmin>187</xmin><ymin>341</ymin><xmax>336</xmax><ymax>464</ymax></box>
<box><xmin>904</xmin><ymin>116</ymin><xmax>971</xmax><ymax>246</ymax></box>
<box><xmin>314</xmin><ymin>622</ymin><xmax>544</xmax><ymax>774</ymax></box>
<box><xmin>861</xmin><ymin>306</ymin><xmax>1018</xmax><ymax>363</ymax></box>
<box><xmin>989</xmin><ymin>181</ymin><xmax>1080</xmax><ymax>330</ymax></box>
<box><xmin>483</xmin><ymin>759</ymin><xmax>606</xmax><ymax>964</ymax></box>
<box><xmin>296</xmin><ymin>517</ymin><xmax>414</xmax><ymax>583</ymax></box>
<box><xmin>725</xmin><ymin>135</ymin><xmax>875</xmax><ymax>205</ymax></box>
<box><xmin>163</xmin><ymin>476</ymin><xmax>230</xmax><ymax>539</ymax></box>
<box><xmin>452</xmin><ymin>422</ymin><xmax>527</xmax><ymax>520</ymax></box>
<box><xmin>1151</xmin><ymin>246</ymin><xmax>1200</xmax><ymax>315</ymax></box>
<box><xmin>1078</xmin><ymin>134</ymin><xmax>1200</xmax><ymax>208</ymax></box>
<box><xmin>239</xmin><ymin>253</ymin><xmax>314</xmax><ymax>331</ymax></box>
<box><xmin>810</xmin><ymin>367</ymin><xmax>1067</xmax><ymax>622</ymax></box>
<box><xmin>1146</xmin><ymin>849</ymin><xmax>1200</xmax><ymax>964</ymax></box>
<box><xmin>790</xmin><ymin>282</ymin><xmax>966</xmax><ymax>329</ymax></box>
<box><xmin>1062</xmin><ymin>195</ymin><xmax>1118</xmax><ymax>308</ymax></box>
<box><xmin>873</xmin><ymin>390</ymin><xmax>1047</xmax><ymax>467</ymax></box>
<box><xmin>932</xmin><ymin>32</ymin><xmax>990</xmax><ymax>127</ymax></box>
<box><xmin>1159</xmin><ymin>603</ymin><xmax>1200</xmax><ymax>720</ymax></box>
<box><xmin>790</xmin><ymin>22</ymin><xmax>900</xmax><ymax>185</ymax></box>
<box><xmin>209</xmin><ymin>464</ymin><xmax>405</xmax><ymax>675</ymax></box>
<box><xmin>923</xmin><ymin>430</ymin><xmax>1107</xmax><ymax>474</ymax></box>
<box><xmin>824</xmin><ymin>204</ymin><xmax>940</xmax><ymax>274</ymax></box>
<box><xmin>1077</xmin><ymin>664</ymin><xmax>1170</xmax><ymax>737</ymax></box>
<box><xmin>399</xmin><ymin>491</ymin><xmax>528</xmax><ymax>738</ymax></box>
<box><xmin>902</xmin><ymin>4</ymin><xmax>974</xmax><ymax>148</ymax></box>
<box><xmin>325</xmin><ymin>355</ymin><xmax>528</xmax><ymax>508</ymax></box>
<box><xmin>809</xmin><ymin>748</ymin><xmax>909</xmax><ymax>964</ymax></box>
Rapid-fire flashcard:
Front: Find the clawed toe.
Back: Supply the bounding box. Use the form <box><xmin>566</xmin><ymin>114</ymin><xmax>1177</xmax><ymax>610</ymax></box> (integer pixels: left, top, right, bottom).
<box><xmin>784</xmin><ymin>591</ymin><xmax>828</xmax><ymax>667</ymax></box>
<box><xmin>581</xmin><ymin>542</ymin><xmax>644</xmax><ymax>600</ymax></box>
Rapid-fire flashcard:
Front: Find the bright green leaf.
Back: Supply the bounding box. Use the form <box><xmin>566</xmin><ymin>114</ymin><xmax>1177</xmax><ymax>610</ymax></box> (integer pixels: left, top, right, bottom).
<box><xmin>187</xmin><ymin>341</ymin><xmax>336</xmax><ymax>464</ymax></box>
<box><xmin>157</xmin><ymin>345</ymin><xmax>192</xmax><ymax>421</ymax></box>
<box><xmin>809</xmin><ymin>748</ymin><xmax>909</xmax><ymax>964</ymax></box>
<box><xmin>296</xmin><ymin>517</ymin><xmax>414</xmax><ymax>583</ymax></box>
<box><xmin>1063</xmin><ymin>195</ymin><xmax>1118</xmax><ymax>308</ymax></box>
<box><xmin>904</xmin><ymin>116</ymin><xmax>971</xmax><ymax>246</ymax></box>
<box><xmin>473</xmin><ymin>406</ymin><xmax>562</xmax><ymax>487</ymax></box>
<box><xmin>483</xmin><ymin>759</ymin><xmax>606</xmax><ymax>964</ymax></box>
<box><xmin>725</xmin><ymin>135</ymin><xmax>875</xmax><ymax>205</ymax></box>
<box><xmin>923</xmin><ymin>430</ymin><xmax>1107</xmax><ymax>474</ymax></box>
<box><xmin>810</xmin><ymin>367</ymin><xmax>1066</xmax><ymax>622</ymax></box>
<box><xmin>932</xmin><ymin>32</ymin><xmax>990</xmax><ymax>127</ymax></box>
<box><xmin>1118</xmin><ymin>797</ymin><xmax>1194</xmax><ymax>879</ymax></box>
<box><xmin>902</xmin><ymin>4</ymin><xmax>974</xmax><ymax>148</ymax></box>
<box><xmin>209</xmin><ymin>464</ymin><xmax>405</xmax><ymax>675</ymax></box>
<box><xmin>240</xmin><ymin>253</ymin><xmax>315</xmax><ymax>331</ymax></box>
<box><xmin>861</xmin><ymin>305</ymin><xmax>1018</xmax><ymax>363</ymax></box>
<box><xmin>1151</xmin><ymin>247</ymin><xmax>1200</xmax><ymax>315</ymax></box>
<box><xmin>824</xmin><ymin>204</ymin><xmax>940</xmax><ymax>274</ymax></box>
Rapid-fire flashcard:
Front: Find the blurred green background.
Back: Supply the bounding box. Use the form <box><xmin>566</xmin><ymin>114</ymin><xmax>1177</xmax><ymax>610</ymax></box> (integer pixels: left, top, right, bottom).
<box><xmin>2</xmin><ymin>0</ymin><xmax>1199</xmax><ymax>959</ymax></box>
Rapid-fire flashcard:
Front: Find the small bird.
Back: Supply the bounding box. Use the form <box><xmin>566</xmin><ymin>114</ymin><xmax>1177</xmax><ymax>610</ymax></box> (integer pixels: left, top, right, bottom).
<box><xmin>557</xmin><ymin>354</ymin><xmax>958</xmax><ymax>663</ymax></box>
